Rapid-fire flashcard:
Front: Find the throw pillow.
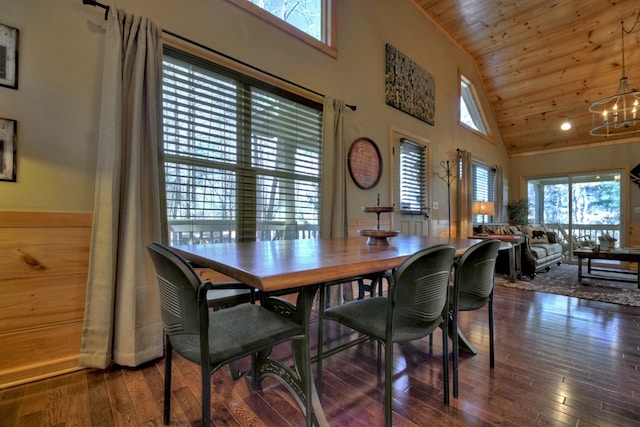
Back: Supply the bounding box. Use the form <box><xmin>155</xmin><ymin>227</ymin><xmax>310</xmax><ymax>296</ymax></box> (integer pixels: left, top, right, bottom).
<box><xmin>520</xmin><ymin>225</ymin><xmax>532</xmax><ymax>236</ymax></box>
<box><xmin>530</xmin><ymin>227</ymin><xmax>549</xmax><ymax>243</ymax></box>
<box><xmin>546</xmin><ymin>231</ymin><xmax>557</xmax><ymax>244</ymax></box>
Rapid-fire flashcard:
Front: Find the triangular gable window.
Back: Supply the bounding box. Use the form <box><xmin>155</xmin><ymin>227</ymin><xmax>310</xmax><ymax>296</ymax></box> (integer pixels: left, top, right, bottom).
<box><xmin>460</xmin><ymin>74</ymin><xmax>489</xmax><ymax>136</ymax></box>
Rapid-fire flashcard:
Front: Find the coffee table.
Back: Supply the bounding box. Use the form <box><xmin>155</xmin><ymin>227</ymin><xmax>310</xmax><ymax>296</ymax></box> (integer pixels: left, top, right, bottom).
<box><xmin>574</xmin><ymin>248</ymin><xmax>640</xmax><ymax>289</ymax></box>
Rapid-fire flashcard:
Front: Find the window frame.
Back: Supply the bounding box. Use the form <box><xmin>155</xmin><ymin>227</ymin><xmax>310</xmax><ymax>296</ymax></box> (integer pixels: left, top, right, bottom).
<box><xmin>161</xmin><ymin>36</ymin><xmax>324</xmax><ymax>245</ymax></box>
<box><xmin>226</xmin><ymin>0</ymin><xmax>337</xmax><ymax>58</ymax></box>
<box><xmin>459</xmin><ymin>73</ymin><xmax>493</xmax><ymax>142</ymax></box>
<box><xmin>398</xmin><ymin>138</ymin><xmax>428</xmax><ymax>216</ymax></box>
<box><xmin>471</xmin><ymin>160</ymin><xmax>496</xmax><ymax>224</ymax></box>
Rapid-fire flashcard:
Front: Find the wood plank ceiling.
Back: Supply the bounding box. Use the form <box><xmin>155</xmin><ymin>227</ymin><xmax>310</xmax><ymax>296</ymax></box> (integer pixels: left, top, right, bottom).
<box><xmin>413</xmin><ymin>0</ymin><xmax>640</xmax><ymax>156</ymax></box>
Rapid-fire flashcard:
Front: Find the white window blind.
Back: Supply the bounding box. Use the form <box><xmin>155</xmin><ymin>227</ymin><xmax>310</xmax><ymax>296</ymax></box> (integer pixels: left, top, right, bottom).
<box><xmin>162</xmin><ymin>47</ymin><xmax>323</xmax><ymax>244</ymax></box>
<box><xmin>399</xmin><ymin>139</ymin><xmax>427</xmax><ymax>215</ymax></box>
<box><xmin>472</xmin><ymin>162</ymin><xmax>495</xmax><ymax>222</ymax></box>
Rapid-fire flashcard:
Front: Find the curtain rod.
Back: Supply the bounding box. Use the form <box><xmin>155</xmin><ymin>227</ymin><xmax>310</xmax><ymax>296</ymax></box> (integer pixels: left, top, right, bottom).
<box><xmin>81</xmin><ymin>1</ymin><xmax>356</xmax><ymax>111</ymax></box>
<box><xmin>163</xmin><ymin>30</ymin><xmax>356</xmax><ymax>111</ymax></box>
<box><xmin>82</xmin><ymin>0</ymin><xmax>110</xmax><ymax>20</ymax></box>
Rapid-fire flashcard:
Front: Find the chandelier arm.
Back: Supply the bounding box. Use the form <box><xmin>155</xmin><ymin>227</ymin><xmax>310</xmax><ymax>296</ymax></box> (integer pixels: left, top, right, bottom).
<box><xmin>621</xmin><ymin>21</ymin><xmax>626</xmax><ymax>78</ymax></box>
<box><xmin>622</xmin><ymin>11</ymin><xmax>640</xmax><ymax>34</ymax></box>
<box><xmin>589</xmin><ymin>11</ymin><xmax>640</xmax><ymax>137</ymax></box>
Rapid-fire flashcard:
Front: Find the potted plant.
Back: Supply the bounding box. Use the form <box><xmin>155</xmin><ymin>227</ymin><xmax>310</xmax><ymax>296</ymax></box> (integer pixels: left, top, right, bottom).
<box><xmin>507</xmin><ymin>198</ymin><xmax>530</xmax><ymax>225</ymax></box>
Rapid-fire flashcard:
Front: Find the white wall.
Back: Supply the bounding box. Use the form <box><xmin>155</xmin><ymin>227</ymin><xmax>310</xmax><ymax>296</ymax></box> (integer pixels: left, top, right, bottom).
<box><xmin>0</xmin><ymin>0</ymin><xmax>509</xmax><ymax>225</ymax></box>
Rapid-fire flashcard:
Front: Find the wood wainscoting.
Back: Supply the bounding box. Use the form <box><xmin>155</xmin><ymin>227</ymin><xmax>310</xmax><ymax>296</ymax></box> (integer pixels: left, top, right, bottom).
<box><xmin>0</xmin><ymin>211</ymin><xmax>92</xmax><ymax>389</ymax></box>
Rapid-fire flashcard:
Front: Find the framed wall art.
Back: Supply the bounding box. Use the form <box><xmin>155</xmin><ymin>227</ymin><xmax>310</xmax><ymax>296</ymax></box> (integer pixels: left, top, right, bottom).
<box><xmin>0</xmin><ymin>23</ymin><xmax>19</xmax><ymax>89</ymax></box>
<box><xmin>348</xmin><ymin>137</ymin><xmax>382</xmax><ymax>189</ymax></box>
<box><xmin>384</xmin><ymin>43</ymin><xmax>435</xmax><ymax>125</ymax></box>
<box><xmin>0</xmin><ymin>118</ymin><xmax>17</xmax><ymax>182</ymax></box>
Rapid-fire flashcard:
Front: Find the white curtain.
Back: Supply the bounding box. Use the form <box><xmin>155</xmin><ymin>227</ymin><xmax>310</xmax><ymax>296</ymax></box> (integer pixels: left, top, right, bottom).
<box><xmin>79</xmin><ymin>5</ymin><xmax>165</xmax><ymax>368</ymax></box>
<box><xmin>456</xmin><ymin>150</ymin><xmax>473</xmax><ymax>238</ymax></box>
<box><xmin>320</xmin><ymin>97</ymin><xmax>348</xmax><ymax>239</ymax></box>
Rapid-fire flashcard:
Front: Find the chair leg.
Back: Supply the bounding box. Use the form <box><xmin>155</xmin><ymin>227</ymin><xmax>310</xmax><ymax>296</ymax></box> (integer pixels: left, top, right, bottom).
<box><xmin>251</xmin><ymin>353</ymin><xmax>259</xmax><ymax>390</ymax></box>
<box><xmin>202</xmin><ymin>364</ymin><xmax>211</xmax><ymax>427</ymax></box>
<box><xmin>357</xmin><ymin>275</ymin><xmax>382</xmax><ymax>300</ymax></box>
<box><xmin>357</xmin><ymin>278</ymin><xmax>366</xmax><ymax>300</ymax></box>
<box><xmin>441</xmin><ymin>323</ymin><xmax>450</xmax><ymax>405</ymax></box>
<box><xmin>452</xmin><ymin>310</ymin><xmax>459</xmax><ymax>398</ymax></box>
<box><xmin>316</xmin><ymin>284</ymin><xmax>326</xmax><ymax>396</ymax></box>
<box><xmin>489</xmin><ymin>296</ymin><xmax>495</xmax><ymax>368</ymax></box>
<box><xmin>164</xmin><ymin>339</ymin><xmax>172</xmax><ymax>425</ymax></box>
<box><xmin>371</xmin><ymin>276</ymin><xmax>379</xmax><ymax>297</ymax></box>
<box><xmin>384</xmin><ymin>342</ymin><xmax>393</xmax><ymax>427</ymax></box>
<box><xmin>226</xmin><ymin>361</ymin><xmax>242</xmax><ymax>379</ymax></box>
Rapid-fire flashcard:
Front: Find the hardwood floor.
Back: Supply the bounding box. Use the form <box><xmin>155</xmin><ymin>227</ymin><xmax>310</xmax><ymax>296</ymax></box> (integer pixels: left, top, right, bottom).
<box><xmin>1</xmin><ymin>286</ymin><xmax>639</xmax><ymax>426</ymax></box>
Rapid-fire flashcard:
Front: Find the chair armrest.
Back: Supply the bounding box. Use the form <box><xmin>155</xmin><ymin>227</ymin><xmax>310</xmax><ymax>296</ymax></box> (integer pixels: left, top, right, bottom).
<box><xmin>200</xmin><ymin>280</ymin><xmax>258</xmax><ymax>306</ymax></box>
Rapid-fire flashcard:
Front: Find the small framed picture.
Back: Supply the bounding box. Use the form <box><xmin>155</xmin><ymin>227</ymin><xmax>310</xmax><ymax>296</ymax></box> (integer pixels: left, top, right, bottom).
<box><xmin>0</xmin><ymin>118</ymin><xmax>17</xmax><ymax>182</ymax></box>
<box><xmin>0</xmin><ymin>23</ymin><xmax>19</xmax><ymax>89</ymax></box>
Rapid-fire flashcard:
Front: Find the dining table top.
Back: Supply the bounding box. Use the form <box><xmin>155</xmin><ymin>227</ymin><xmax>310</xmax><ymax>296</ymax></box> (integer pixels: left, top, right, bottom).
<box><xmin>173</xmin><ymin>235</ymin><xmax>484</xmax><ymax>293</ymax></box>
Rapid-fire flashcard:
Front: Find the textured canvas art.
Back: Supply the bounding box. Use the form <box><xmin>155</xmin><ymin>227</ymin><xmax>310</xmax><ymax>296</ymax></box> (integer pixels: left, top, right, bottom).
<box><xmin>384</xmin><ymin>43</ymin><xmax>435</xmax><ymax>125</ymax></box>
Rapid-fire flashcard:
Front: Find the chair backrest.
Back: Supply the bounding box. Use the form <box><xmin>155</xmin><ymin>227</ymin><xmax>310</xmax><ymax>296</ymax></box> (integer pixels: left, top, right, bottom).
<box><xmin>146</xmin><ymin>242</ymin><xmax>203</xmax><ymax>337</ymax></box>
<box><xmin>391</xmin><ymin>244</ymin><xmax>456</xmax><ymax>325</ymax></box>
<box><xmin>454</xmin><ymin>239</ymin><xmax>501</xmax><ymax>300</ymax></box>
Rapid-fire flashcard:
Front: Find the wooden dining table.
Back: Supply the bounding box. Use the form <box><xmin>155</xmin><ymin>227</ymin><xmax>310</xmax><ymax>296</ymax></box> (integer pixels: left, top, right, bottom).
<box><xmin>173</xmin><ymin>235</ymin><xmax>484</xmax><ymax>426</ymax></box>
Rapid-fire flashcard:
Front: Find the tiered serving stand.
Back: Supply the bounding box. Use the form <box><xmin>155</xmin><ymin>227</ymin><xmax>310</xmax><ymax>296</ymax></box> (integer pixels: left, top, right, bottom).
<box><xmin>358</xmin><ymin>203</ymin><xmax>399</xmax><ymax>246</ymax></box>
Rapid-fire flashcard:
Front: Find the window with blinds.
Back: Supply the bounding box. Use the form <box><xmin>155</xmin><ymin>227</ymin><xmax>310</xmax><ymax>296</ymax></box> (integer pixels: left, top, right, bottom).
<box><xmin>162</xmin><ymin>47</ymin><xmax>323</xmax><ymax>244</ymax></box>
<box><xmin>472</xmin><ymin>162</ymin><xmax>495</xmax><ymax>223</ymax></box>
<box><xmin>399</xmin><ymin>139</ymin><xmax>427</xmax><ymax>215</ymax></box>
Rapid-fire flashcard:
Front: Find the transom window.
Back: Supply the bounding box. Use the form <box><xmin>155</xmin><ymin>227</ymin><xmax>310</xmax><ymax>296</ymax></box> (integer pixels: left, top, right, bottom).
<box><xmin>227</xmin><ymin>0</ymin><xmax>336</xmax><ymax>56</ymax></box>
<box><xmin>460</xmin><ymin>74</ymin><xmax>489</xmax><ymax>136</ymax></box>
<box><xmin>162</xmin><ymin>46</ymin><xmax>323</xmax><ymax>245</ymax></box>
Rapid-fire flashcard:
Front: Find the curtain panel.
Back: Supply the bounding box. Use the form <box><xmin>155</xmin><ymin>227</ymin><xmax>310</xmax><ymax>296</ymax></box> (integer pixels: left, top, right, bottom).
<box><xmin>456</xmin><ymin>150</ymin><xmax>473</xmax><ymax>238</ymax></box>
<box><xmin>320</xmin><ymin>97</ymin><xmax>348</xmax><ymax>239</ymax></box>
<box><xmin>494</xmin><ymin>165</ymin><xmax>504</xmax><ymax>223</ymax></box>
<box><xmin>80</xmin><ymin>4</ymin><xmax>164</xmax><ymax>368</ymax></box>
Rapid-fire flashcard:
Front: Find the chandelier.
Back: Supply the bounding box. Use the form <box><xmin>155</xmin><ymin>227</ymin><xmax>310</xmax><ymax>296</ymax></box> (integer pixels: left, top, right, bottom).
<box><xmin>590</xmin><ymin>16</ymin><xmax>640</xmax><ymax>137</ymax></box>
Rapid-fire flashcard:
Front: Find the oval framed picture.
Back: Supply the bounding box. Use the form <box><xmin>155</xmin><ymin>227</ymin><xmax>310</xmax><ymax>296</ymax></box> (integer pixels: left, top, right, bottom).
<box><xmin>347</xmin><ymin>137</ymin><xmax>382</xmax><ymax>189</ymax></box>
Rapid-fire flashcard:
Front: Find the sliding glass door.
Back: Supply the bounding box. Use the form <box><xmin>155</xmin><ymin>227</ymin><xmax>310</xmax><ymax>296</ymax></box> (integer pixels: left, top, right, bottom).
<box><xmin>526</xmin><ymin>170</ymin><xmax>625</xmax><ymax>260</ymax></box>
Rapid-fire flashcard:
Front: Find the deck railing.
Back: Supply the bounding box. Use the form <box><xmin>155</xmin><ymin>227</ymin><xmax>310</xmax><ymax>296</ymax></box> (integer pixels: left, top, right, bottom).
<box><xmin>546</xmin><ymin>223</ymin><xmax>621</xmax><ymax>244</ymax></box>
<box><xmin>168</xmin><ymin>220</ymin><xmax>319</xmax><ymax>246</ymax></box>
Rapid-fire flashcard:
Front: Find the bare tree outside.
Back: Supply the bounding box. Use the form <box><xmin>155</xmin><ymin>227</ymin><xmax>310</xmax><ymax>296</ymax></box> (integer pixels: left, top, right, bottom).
<box><xmin>248</xmin><ymin>0</ymin><xmax>322</xmax><ymax>40</ymax></box>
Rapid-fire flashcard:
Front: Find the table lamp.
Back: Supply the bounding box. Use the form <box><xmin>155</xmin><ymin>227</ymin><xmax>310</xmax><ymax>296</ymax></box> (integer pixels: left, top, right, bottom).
<box><xmin>472</xmin><ymin>201</ymin><xmax>495</xmax><ymax>235</ymax></box>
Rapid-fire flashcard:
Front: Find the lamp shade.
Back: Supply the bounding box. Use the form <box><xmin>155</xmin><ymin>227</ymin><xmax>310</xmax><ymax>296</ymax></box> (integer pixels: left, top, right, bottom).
<box><xmin>472</xmin><ymin>201</ymin><xmax>495</xmax><ymax>216</ymax></box>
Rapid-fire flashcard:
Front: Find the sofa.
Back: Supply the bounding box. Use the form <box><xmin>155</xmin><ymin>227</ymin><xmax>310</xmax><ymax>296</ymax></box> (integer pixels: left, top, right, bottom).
<box><xmin>474</xmin><ymin>223</ymin><xmax>563</xmax><ymax>278</ymax></box>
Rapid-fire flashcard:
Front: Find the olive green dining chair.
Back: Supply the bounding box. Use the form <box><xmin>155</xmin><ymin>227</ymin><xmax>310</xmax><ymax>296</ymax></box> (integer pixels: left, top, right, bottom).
<box><xmin>146</xmin><ymin>242</ymin><xmax>314</xmax><ymax>427</ymax></box>
<box><xmin>450</xmin><ymin>238</ymin><xmax>501</xmax><ymax>398</ymax></box>
<box><xmin>317</xmin><ymin>244</ymin><xmax>456</xmax><ymax>427</ymax></box>
<box><xmin>192</xmin><ymin>266</ymin><xmax>258</xmax><ymax>379</ymax></box>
